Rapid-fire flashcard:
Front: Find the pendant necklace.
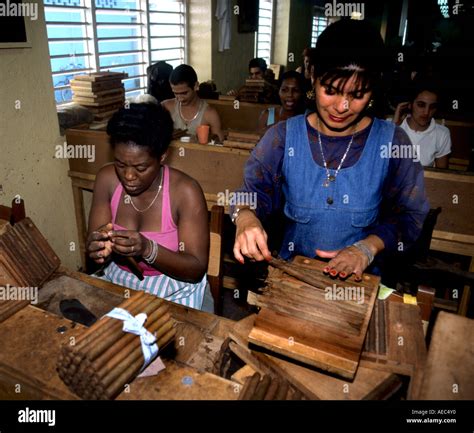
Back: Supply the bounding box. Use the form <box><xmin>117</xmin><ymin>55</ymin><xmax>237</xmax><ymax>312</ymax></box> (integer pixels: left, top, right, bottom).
<box><xmin>128</xmin><ymin>166</ymin><xmax>164</xmax><ymax>213</ymax></box>
<box><xmin>317</xmin><ymin>117</ymin><xmax>358</xmax><ymax>187</ymax></box>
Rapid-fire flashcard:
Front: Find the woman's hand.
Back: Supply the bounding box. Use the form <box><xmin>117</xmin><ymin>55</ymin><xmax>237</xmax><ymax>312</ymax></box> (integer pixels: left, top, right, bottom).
<box><xmin>87</xmin><ymin>223</ymin><xmax>114</xmax><ymax>264</ymax></box>
<box><xmin>393</xmin><ymin>101</ymin><xmax>410</xmax><ymax>125</ymax></box>
<box><xmin>109</xmin><ymin>230</ymin><xmax>150</xmax><ymax>258</ymax></box>
<box><xmin>233</xmin><ymin>210</ymin><xmax>272</xmax><ymax>263</ymax></box>
<box><xmin>316</xmin><ymin>247</ymin><xmax>368</xmax><ymax>281</ymax></box>
<box><xmin>316</xmin><ymin>236</ymin><xmax>383</xmax><ymax>280</ymax></box>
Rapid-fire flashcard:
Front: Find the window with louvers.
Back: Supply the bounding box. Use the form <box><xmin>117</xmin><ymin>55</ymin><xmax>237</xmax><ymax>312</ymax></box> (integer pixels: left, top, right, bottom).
<box><xmin>44</xmin><ymin>0</ymin><xmax>186</xmax><ymax>103</ymax></box>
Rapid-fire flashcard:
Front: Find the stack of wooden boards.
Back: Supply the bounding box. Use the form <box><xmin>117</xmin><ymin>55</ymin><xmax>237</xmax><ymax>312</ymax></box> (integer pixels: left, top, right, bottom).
<box><xmin>247</xmin><ymin>256</ymin><xmax>379</xmax><ymax>380</ymax></box>
<box><xmin>70</xmin><ymin>72</ymin><xmax>127</xmax><ymax>121</ymax></box>
<box><xmin>239</xmin><ymin>79</ymin><xmax>266</xmax><ymax>102</ymax></box>
<box><xmin>57</xmin><ymin>291</ymin><xmax>176</xmax><ymax>400</ymax></box>
<box><xmin>0</xmin><ymin>218</ymin><xmax>60</xmax><ymax>323</ymax></box>
<box><xmin>223</xmin><ymin>130</ymin><xmax>262</xmax><ymax>150</ymax></box>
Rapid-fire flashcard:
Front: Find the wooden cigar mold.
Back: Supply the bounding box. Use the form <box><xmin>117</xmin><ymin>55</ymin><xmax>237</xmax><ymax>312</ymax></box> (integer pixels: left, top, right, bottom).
<box><xmin>247</xmin><ymin>256</ymin><xmax>380</xmax><ymax>380</ymax></box>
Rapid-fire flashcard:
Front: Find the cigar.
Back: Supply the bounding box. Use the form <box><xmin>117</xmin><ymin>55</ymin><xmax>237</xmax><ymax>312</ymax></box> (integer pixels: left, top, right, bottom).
<box><xmin>125</xmin><ymin>257</ymin><xmax>144</xmax><ymax>281</ymax></box>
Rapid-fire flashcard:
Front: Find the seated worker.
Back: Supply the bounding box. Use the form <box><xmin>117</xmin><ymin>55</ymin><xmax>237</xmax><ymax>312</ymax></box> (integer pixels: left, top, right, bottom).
<box><xmin>162</xmin><ymin>64</ymin><xmax>224</xmax><ymax>142</ymax></box>
<box><xmin>227</xmin><ymin>58</ymin><xmax>278</xmax><ymax>103</ymax></box>
<box><xmin>231</xmin><ymin>19</ymin><xmax>429</xmax><ymax>281</ymax></box>
<box><xmin>86</xmin><ymin>103</ymin><xmax>211</xmax><ymax>310</ymax></box>
<box><xmin>258</xmin><ymin>71</ymin><xmax>305</xmax><ymax>132</ymax></box>
<box><xmin>393</xmin><ymin>81</ymin><xmax>451</xmax><ymax>168</ymax></box>
<box><xmin>146</xmin><ymin>60</ymin><xmax>174</xmax><ymax>103</ymax></box>
<box><xmin>296</xmin><ymin>47</ymin><xmax>317</xmax><ymax>111</ymax></box>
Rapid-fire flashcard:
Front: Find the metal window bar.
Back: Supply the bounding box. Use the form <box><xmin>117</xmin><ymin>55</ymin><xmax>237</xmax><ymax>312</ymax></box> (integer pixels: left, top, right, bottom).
<box><xmin>46</xmin><ymin>0</ymin><xmax>186</xmax><ymax>103</ymax></box>
<box><xmin>256</xmin><ymin>0</ymin><xmax>273</xmax><ymax>64</ymax></box>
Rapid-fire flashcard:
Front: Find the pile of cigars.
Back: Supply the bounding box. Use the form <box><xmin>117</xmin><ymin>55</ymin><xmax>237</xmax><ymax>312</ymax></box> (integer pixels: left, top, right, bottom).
<box><xmin>57</xmin><ymin>291</ymin><xmax>176</xmax><ymax>400</ymax></box>
<box><xmin>223</xmin><ymin>130</ymin><xmax>262</xmax><ymax>150</ymax></box>
<box><xmin>0</xmin><ymin>217</ymin><xmax>60</xmax><ymax>323</ymax></box>
<box><xmin>247</xmin><ymin>256</ymin><xmax>380</xmax><ymax>380</ymax></box>
<box><xmin>71</xmin><ymin>72</ymin><xmax>127</xmax><ymax>121</ymax></box>
<box><xmin>239</xmin><ymin>372</ymin><xmax>304</xmax><ymax>400</ymax></box>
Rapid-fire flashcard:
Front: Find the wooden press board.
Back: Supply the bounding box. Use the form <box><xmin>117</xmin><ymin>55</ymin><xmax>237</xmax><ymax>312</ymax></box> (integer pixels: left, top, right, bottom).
<box><xmin>248</xmin><ymin>256</ymin><xmax>379</xmax><ymax>379</ymax></box>
<box><xmin>230</xmin><ymin>315</ymin><xmax>400</xmax><ymax>400</ymax></box>
<box><xmin>360</xmin><ymin>300</ymin><xmax>427</xmax><ymax>377</ymax></box>
<box><xmin>0</xmin><ymin>305</ymin><xmax>81</xmax><ymax>400</ymax></box>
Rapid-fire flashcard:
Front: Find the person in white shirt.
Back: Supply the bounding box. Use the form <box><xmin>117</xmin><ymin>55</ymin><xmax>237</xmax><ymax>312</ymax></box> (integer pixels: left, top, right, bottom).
<box><xmin>393</xmin><ymin>84</ymin><xmax>451</xmax><ymax>168</ymax></box>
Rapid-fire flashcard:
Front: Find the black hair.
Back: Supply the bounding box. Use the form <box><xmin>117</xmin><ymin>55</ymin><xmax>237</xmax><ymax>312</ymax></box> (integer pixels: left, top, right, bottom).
<box><xmin>169</xmin><ymin>64</ymin><xmax>198</xmax><ymax>88</ymax></box>
<box><xmin>147</xmin><ymin>61</ymin><xmax>174</xmax><ymax>102</ymax></box>
<box><xmin>107</xmin><ymin>103</ymin><xmax>173</xmax><ymax>159</ymax></box>
<box><xmin>279</xmin><ymin>70</ymin><xmax>305</xmax><ymax>91</ymax></box>
<box><xmin>409</xmin><ymin>78</ymin><xmax>441</xmax><ymax>102</ymax></box>
<box><xmin>312</xmin><ymin>19</ymin><xmax>387</xmax><ymax>95</ymax></box>
<box><xmin>249</xmin><ymin>57</ymin><xmax>267</xmax><ymax>72</ymax></box>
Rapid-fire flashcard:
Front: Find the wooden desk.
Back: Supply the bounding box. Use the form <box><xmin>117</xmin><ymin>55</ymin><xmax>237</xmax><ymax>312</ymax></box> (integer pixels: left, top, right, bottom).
<box><xmin>424</xmin><ymin>169</ymin><xmax>474</xmax><ymax>315</ymax></box>
<box><xmin>0</xmin><ymin>267</ymin><xmax>403</xmax><ymax>400</ymax></box>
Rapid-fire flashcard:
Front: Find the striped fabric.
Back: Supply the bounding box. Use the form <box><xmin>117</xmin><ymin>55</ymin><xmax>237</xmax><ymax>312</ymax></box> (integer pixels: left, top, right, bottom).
<box><xmin>102</xmin><ymin>261</ymin><xmax>207</xmax><ymax>310</ymax></box>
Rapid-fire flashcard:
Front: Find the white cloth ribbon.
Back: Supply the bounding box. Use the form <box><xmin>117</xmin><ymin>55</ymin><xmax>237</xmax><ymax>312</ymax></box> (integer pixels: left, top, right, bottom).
<box><xmin>105</xmin><ymin>307</ymin><xmax>158</xmax><ymax>370</ymax></box>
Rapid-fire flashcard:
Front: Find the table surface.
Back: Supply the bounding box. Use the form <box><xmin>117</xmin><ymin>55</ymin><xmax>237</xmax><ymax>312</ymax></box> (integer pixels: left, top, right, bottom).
<box><xmin>0</xmin><ymin>266</ymin><xmax>415</xmax><ymax>401</ymax></box>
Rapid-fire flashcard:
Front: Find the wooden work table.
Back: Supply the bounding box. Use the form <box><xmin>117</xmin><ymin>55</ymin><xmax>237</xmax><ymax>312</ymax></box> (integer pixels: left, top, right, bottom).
<box><xmin>0</xmin><ymin>266</ymin><xmax>421</xmax><ymax>401</ymax></box>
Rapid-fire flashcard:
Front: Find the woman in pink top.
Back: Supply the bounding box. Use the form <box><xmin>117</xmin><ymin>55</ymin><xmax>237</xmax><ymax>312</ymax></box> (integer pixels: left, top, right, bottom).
<box><xmin>86</xmin><ymin>103</ymin><xmax>209</xmax><ymax>309</ymax></box>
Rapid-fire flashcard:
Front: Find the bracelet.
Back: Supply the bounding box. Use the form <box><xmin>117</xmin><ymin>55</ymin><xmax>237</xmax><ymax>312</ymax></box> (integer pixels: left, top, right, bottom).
<box><xmin>231</xmin><ymin>207</ymin><xmax>255</xmax><ymax>225</ymax></box>
<box><xmin>143</xmin><ymin>239</ymin><xmax>158</xmax><ymax>264</ymax></box>
<box><xmin>352</xmin><ymin>241</ymin><xmax>374</xmax><ymax>266</ymax></box>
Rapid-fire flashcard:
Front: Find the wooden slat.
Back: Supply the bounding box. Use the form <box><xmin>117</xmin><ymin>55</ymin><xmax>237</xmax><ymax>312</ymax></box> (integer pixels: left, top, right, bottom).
<box><xmin>0</xmin><ymin>218</ymin><xmax>60</xmax><ymax>288</ymax></box>
<box><xmin>410</xmin><ymin>312</ymin><xmax>474</xmax><ymax>400</ymax></box>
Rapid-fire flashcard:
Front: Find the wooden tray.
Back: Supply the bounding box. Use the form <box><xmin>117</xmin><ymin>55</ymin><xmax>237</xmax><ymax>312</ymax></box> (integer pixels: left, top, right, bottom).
<box><xmin>248</xmin><ymin>256</ymin><xmax>379</xmax><ymax>379</ymax></box>
<box><xmin>0</xmin><ymin>217</ymin><xmax>60</xmax><ymax>288</ymax></box>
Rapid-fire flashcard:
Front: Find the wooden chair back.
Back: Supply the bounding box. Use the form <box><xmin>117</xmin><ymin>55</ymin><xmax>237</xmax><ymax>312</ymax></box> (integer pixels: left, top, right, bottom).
<box><xmin>207</xmin><ymin>205</ymin><xmax>225</xmax><ymax>315</ymax></box>
<box><xmin>0</xmin><ymin>198</ymin><xmax>26</xmax><ymax>225</ymax></box>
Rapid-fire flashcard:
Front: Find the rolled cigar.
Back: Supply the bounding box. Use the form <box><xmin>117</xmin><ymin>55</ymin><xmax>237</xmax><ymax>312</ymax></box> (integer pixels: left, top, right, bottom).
<box><xmin>92</xmin><ymin>304</ymin><xmax>169</xmax><ymax>371</ymax></box>
<box><xmin>74</xmin><ymin>292</ymin><xmax>147</xmax><ymax>352</ymax></box>
<box><xmin>275</xmin><ymin>380</ymin><xmax>289</xmax><ymax>400</ymax></box>
<box><xmin>104</xmin><ymin>326</ymin><xmax>176</xmax><ymax>399</ymax></box>
<box><xmin>239</xmin><ymin>372</ymin><xmax>261</xmax><ymax>400</ymax></box>
<box><xmin>101</xmin><ymin>317</ymin><xmax>174</xmax><ymax>388</ymax></box>
<box><xmin>125</xmin><ymin>257</ymin><xmax>144</xmax><ymax>281</ymax></box>
<box><xmin>252</xmin><ymin>374</ymin><xmax>272</xmax><ymax>400</ymax></box>
<box><xmin>263</xmin><ymin>378</ymin><xmax>280</xmax><ymax>400</ymax></box>
<box><xmin>291</xmin><ymin>389</ymin><xmax>304</xmax><ymax>400</ymax></box>
<box><xmin>68</xmin><ymin>303</ymin><xmax>168</xmax><ymax>397</ymax></box>
<box><xmin>85</xmin><ymin>296</ymin><xmax>164</xmax><ymax>360</ymax></box>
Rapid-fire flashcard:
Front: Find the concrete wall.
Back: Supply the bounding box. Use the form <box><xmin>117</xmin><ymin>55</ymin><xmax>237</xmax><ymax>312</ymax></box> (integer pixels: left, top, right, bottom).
<box><xmin>0</xmin><ymin>1</ymin><xmax>81</xmax><ymax>270</ymax></box>
<box><xmin>211</xmin><ymin>0</ymin><xmax>255</xmax><ymax>93</ymax></box>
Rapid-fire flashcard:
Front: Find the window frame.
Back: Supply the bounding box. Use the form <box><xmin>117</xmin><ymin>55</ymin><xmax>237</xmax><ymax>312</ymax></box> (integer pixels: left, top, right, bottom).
<box><xmin>44</xmin><ymin>0</ymin><xmax>187</xmax><ymax>104</ymax></box>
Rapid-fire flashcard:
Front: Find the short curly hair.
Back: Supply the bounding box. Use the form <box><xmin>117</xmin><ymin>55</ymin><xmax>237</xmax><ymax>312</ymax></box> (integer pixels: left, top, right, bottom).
<box><xmin>107</xmin><ymin>103</ymin><xmax>173</xmax><ymax>159</ymax></box>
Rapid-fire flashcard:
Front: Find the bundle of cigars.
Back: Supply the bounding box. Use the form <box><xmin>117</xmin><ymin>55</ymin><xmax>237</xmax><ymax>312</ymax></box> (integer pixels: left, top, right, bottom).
<box><xmin>57</xmin><ymin>291</ymin><xmax>175</xmax><ymax>400</ymax></box>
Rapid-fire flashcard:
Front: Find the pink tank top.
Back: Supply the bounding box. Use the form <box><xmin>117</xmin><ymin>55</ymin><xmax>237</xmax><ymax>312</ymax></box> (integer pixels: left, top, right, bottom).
<box><xmin>110</xmin><ymin>165</ymin><xmax>179</xmax><ymax>276</ymax></box>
